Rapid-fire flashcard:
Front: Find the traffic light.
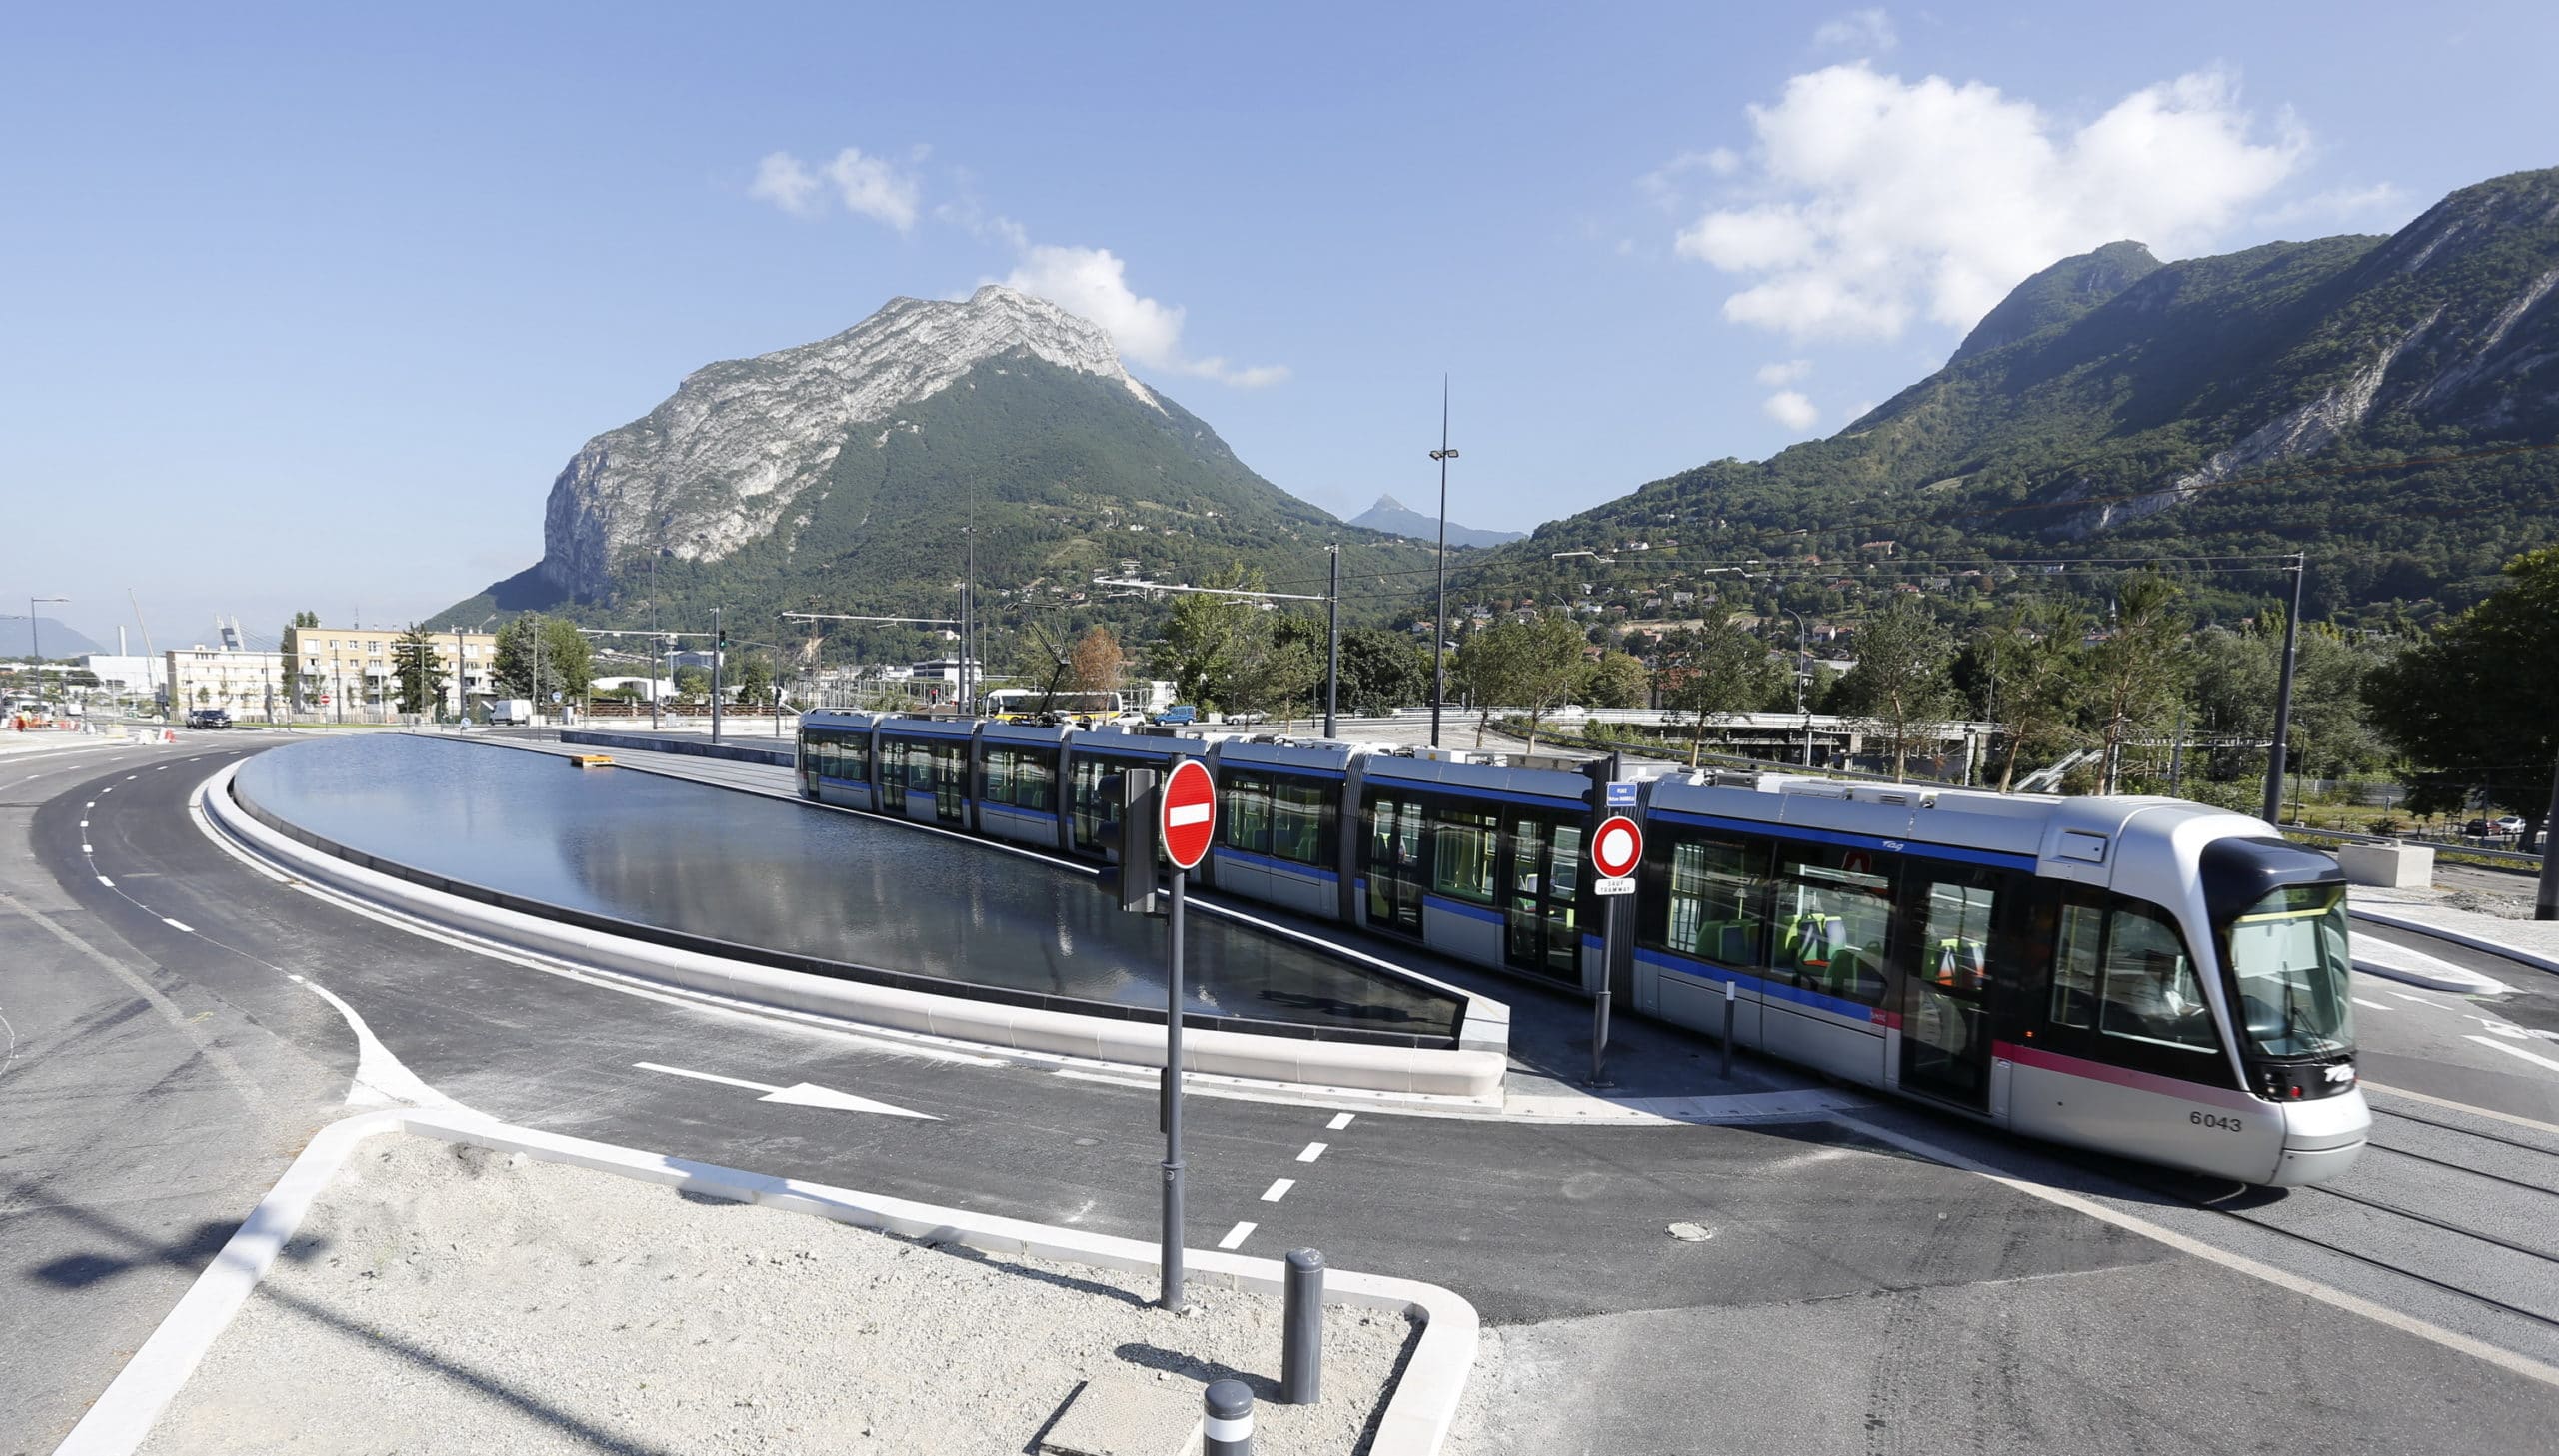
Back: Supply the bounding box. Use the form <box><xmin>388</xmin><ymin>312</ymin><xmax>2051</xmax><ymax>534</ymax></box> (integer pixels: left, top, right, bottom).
<box><xmin>1095</xmin><ymin>767</ymin><xmax>1160</xmax><ymax>912</ymax></box>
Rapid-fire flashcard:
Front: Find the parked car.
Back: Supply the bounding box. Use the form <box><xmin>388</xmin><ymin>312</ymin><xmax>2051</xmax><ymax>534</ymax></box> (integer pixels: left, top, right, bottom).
<box><xmin>2464</xmin><ymin>818</ymin><xmax>2494</xmax><ymax>837</ymax></box>
<box><xmin>2492</xmin><ymin>814</ymin><xmax>2528</xmax><ymax>836</ymax></box>
<box><xmin>1222</xmin><ymin>709</ymin><xmax>1269</xmax><ymax>726</ymax></box>
<box><xmin>1153</xmin><ymin>704</ymin><xmax>1199</xmax><ymax>726</ymax></box>
<box><xmin>185</xmin><ymin>708</ymin><xmax>232</xmax><ymax>729</ymax></box>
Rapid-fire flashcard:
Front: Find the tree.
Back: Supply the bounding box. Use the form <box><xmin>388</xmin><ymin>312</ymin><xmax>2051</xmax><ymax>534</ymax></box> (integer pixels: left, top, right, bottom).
<box><xmin>391</xmin><ymin>625</ymin><xmax>449</xmax><ymax>717</ymax></box>
<box><xmin>2367</xmin><ymin>548</ymin><xmax>2559</xmax><ymax>854</ymax></box>
<box><xmin>1656</xmin><ymin>614</ymin><xmax>1774</xmax><ymax>767</ymax></box>
<box><xmin>279</xmin><ymin>609</ymin><xmax>319</xmax><ymax>712</ymax></box>
<box><xmin>733</xmin><ymin>652</ymin><xmax>775</xmax><ymax>712</ymax></box>
<box><xmin>1068</xmin><ymin>626</ymin><xmax>1126</xmax><ymax>695</ymax></box>
<box><xmin>1836</xmin><ymin>597</ymin><xmax>1957</xmax><ymax>781</ymax></box>
<box><xmin>1457</xmin><ymin>613</ymin><xmax>1588</xmax><ymax>751</ymax></box>
<box><xmin>2085</xmin><ymin>575</ymin><xmax>2188</xmax><ymax>794</ymax></box>
<box><xmin>1978</xmin><ymin>601</ymin><xmax>2088</xmax><ymax>792</ymax></box>
<box><xmin>673</xmin><ymin>664</ymin><xmax>711</xmax><ymax>701</ymax></box>
<box><xmin>1332</xmin><ymin>628</ymin><xmax>1429</xmax><ymax>716</ymax></box>
<box><xmin>1582</xmin><ymin>651</ymin><xmax>1650</xmax><ymax>710</ymax></box>
<box><xmin>492</xmin><ymin>614</ymin><xmax>596</xmax><ymax>703</ymax></box>
<box><xmin>1148</xmin><ymin>564</ymin><xmax>1263</xmax><ymax>711</ymax></box>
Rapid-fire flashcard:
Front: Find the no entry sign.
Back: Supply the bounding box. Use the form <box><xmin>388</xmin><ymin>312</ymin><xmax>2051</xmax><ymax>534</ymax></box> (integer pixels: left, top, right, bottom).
<box><xmin>1592</xmin><ymin>813</ymin><xmax>1643</xmax><ymax>889</ymax></box>
<box><xmin>1160</xmin><ymin>758</ymin><xmax>1217</xmax><ymax>870</ymax></box>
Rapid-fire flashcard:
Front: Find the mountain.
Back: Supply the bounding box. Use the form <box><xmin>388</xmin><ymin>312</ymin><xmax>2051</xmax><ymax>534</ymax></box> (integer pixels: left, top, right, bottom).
<box><xmin>1345</xmin><ymin>494</ymin><xmax>1525</xmax><ymax>549</ymax></box>
<box><xmin>444</xmin><ymin>287</ymin><xmax>1434</xmax><ymax>646</ymax></box>
<box><xmin>1485</xmin><ymin>167</ymin><xmax>2559</xmax><ymax>622</ymax></box>
<box><xmin>4</xmin><ymin>618</ymin><xmax>106</xmax><ymax>659</ymax></box>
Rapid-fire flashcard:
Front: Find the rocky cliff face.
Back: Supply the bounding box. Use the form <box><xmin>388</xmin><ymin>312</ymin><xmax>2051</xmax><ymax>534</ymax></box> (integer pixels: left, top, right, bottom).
<box><xmin>536</xmin><ymin>286</ymin><xmax>1168</xmax><ymax>600</ymax></box>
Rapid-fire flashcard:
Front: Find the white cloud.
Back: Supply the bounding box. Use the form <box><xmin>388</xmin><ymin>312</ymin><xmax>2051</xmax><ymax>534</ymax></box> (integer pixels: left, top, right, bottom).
<box><xmin>2255</xmin><ymin>182</ymin><xmax>2409</xmax><ymax>231</ymax></box>
<box><xmin>1001</xmin><ymin>244</ymin><xmax>1288</xmax><ymax>388</ymax></box>
<box><xmin>1763</xmin><ymin>390</ymin><xmax>1820</xmax><ymax>430</ymax></box>
<box><xmin>1637</xmin><ymin>147</ymin><xmax>1744</xmax><ymax>212</ymax></box>
<box><xmin>749</xmin><ymin>146</ymin><xmax>920</xmax><ymax>231</ymax></box>
<box><xmin>1756</xmin><ymin>359</ymin><xmax>1813</xmax><ymax>386</ymax></box>
<box><xmin>1812</xmin><ymin>8</ymin><xmax>1897</xmax><ymax>53</ymax></box>
<box><xmin>1674</xmin><ymin>63</ymin><xmax>2306</xmax><ymax>341</ymax></box>
<box><xmin>748</xmin><ymin>152</ymin><xmax>823</xmax><ymax>216</ymax></box>
<box><xmin>822</xmin><ymin>148</ymin><xmax>920</xmax><ymax>231</ymax></box>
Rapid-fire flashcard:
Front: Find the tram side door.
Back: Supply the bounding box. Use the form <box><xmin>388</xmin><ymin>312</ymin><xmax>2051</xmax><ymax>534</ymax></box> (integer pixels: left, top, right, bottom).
<box><xmin>1896</xmin><ymin>861</ymin><xmax>1999</xmax><ymax>1110</ymax></box>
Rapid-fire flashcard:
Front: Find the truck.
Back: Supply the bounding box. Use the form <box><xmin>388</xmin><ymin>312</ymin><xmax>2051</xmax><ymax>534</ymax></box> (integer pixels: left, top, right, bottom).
<box><xmin>488</xmin><ymin>698</ymin><xmax>534</xmax><ymax>727</ymax></box>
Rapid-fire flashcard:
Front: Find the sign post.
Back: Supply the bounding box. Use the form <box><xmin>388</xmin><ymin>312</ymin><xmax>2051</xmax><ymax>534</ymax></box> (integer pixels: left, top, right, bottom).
<box><xmin>1589</xmin><ymin>803</ymin><xmax>1642</xmax><ymax>1085</ymax></box>
<box><xmin>1157</xmin><ymin>758</ymin><xmax>1216</xmax><ymax>1309</ymax></box>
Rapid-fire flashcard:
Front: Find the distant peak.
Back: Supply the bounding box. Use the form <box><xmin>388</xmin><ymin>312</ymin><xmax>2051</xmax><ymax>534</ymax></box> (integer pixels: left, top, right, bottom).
<box><xmin>1369</xmin><ymin>493</ymin><xmax>1410</xmax><ymax>512</ymax></box>
<box><xmin>1952</xmin><ymin>241</ymin><xmax>2163</xmax><ymax>362</ymax></box>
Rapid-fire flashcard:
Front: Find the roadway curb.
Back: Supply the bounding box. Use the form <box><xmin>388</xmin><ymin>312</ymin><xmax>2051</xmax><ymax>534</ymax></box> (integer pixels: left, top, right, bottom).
<box><xmin>53</xmin><ymin>1108</ymin><xmax>1479</xmax><ymax>1456</ymax></box>
<box><xmin>198</xmin><ymin>760</ymin><xmax>1507</xmax><ymax>1099</ymax></box>
<box><xmin>2349</xmin><ymin>905</ymin><xmax>2559</xmax><ymax>979</ymax></box>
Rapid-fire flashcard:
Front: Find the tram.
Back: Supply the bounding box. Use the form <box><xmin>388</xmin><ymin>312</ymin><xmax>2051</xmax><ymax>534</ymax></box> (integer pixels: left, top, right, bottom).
<box><xmin>796</xmin><ymin>711</ymin><xmax>2366</xmax><ymax>1185</ymax></box>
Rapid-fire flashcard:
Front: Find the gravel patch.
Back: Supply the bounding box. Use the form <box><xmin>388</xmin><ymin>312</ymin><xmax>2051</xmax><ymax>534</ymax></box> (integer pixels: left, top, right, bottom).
<box><xmin>141</xmin><ymin>1134</ymin><xmax>1417</xmax><ymax>1454</ymax></box>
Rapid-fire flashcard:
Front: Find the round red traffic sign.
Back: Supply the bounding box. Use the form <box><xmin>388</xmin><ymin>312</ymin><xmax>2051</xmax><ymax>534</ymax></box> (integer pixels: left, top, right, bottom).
<box><xmin>1592</xmin><ymin>814</ymin><xmax>1643</xmax><ymax>880</ymax></box>
<box><xmin>1160</xmin><ymin>758</ymin><xmax>1217</xmax><ymax>871</ymax></box>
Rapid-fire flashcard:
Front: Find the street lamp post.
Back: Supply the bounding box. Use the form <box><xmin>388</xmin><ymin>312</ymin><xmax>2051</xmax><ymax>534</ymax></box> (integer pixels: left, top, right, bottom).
<box><xmin>1324</xmin><ymin>544</ymin><xmax>1340</xmax><ymax>739</ymax></box>
<box><xmin>1780</xmin><ymin>607</ymin><xmax>1813</xmax><ymax>768</ymax></box>
<box><xmin>1428</xmin><ymin>381</ymin><xmax>1459</xmax><ymax>749</ymax></box>
<box><xmin>2262</xmin><ymin>553</ymin><xmax>2306</xmax><ymax>824</ymax></box>
<box><xmin>28</xmin><ymin>596</ymin><xmax>66</xmax><ymax>706</ymax></box>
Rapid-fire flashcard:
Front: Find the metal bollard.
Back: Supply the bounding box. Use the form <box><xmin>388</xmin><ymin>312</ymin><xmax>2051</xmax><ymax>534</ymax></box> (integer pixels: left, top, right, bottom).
<box><xmin>1721</xmin><ymin>979</ymin><xmax>1736</xmax><ymax>1079</ymax></box>
<box><xmin>1282</xmin><ymin>1247</ymin><xmax>1324</xmax><ymax>1405</ymax></box>
<box><xmin>1204</xmin><ymin>1378</ymin><xmax>1255</xmax><ymax>1456</ymax></box>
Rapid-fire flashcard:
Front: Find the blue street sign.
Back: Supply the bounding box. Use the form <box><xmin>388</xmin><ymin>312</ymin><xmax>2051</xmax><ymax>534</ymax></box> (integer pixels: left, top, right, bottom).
<box><xmin>1606</xmin><ymin>782</ymin><xmax>1637</xmax><ymax>808</ymax></box>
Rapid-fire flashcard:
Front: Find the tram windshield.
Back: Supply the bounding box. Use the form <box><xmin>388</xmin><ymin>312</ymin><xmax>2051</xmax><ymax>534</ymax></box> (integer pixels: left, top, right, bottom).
<box><xmin>2224</xmin><ymin>883</ymin><xmax>2354</xmax><ymax>1059</ymax></box>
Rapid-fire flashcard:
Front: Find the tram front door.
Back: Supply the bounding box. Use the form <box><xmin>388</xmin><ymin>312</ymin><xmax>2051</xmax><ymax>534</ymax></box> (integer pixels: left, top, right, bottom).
<box><xmin>1898</xmin><ymin>863</ymin><xmax>1998</xmax><ymax>1109</ymax></box>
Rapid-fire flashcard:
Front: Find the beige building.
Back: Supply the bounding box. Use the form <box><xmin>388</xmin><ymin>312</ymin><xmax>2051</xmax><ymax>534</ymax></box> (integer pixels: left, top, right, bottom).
<box><xmin>166</xmin><ymin>646</ymin><xmax>286</xmax><ymax>720</ymax></box>
<box><xmin>283</xmin><ymin>624</ymin><xmax>499</xmax><ymax>718</ymax></box>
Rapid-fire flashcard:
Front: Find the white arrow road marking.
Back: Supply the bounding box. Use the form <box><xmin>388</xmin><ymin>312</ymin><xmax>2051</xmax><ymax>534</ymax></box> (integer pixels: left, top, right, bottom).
<box><xmin>633</xmin><ymin>1061</ymin><xmax>936</xmax><ymax>1119</ymax></box>
<box><xmin>2467</xmin><ymin>1037</ymin><xmax>2559</xmax><ymax>1077</ymax></box>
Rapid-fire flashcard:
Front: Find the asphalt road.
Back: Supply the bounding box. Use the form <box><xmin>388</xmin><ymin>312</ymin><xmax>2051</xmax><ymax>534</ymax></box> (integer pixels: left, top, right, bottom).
<box><xmin>9</xmin><ymin>733</ymin><xmax>2559</xmax><ymax>1454</ymax></box>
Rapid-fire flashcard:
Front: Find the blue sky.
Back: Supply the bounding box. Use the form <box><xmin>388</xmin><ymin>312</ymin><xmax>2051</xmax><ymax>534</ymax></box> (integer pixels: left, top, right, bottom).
<box><xmin>6</xmin><ymin>2</ymin><xmax>2555</xmax><ymax>647</ymax></box>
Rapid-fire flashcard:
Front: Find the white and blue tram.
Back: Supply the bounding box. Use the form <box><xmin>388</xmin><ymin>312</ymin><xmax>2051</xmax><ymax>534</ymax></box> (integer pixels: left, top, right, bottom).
<box><xmin>797</xmin><ymin>711</ymin><xmax>2366</xmax><ymax>1185</ymax></box>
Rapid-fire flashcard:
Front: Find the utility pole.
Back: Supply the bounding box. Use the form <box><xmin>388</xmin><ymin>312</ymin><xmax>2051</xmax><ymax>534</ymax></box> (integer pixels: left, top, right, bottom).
<box><xmin>1428</xmin><ymin>378</ymin><xmax>1459</xmax><ymax>748</ymax></box>
<box><xmin>649</xmin><ymin>553</ymin><xmax>662</xmax><ymax>731</ymax></box>
<box><xmin>2537</xmin><ymin>740</ymin><xmax>2559</xmax><ymax>921</ymax></box>
<box><xmin>711</xmin><ymin>607</ymin><xmax>725</xmax><ymax>744</ymax></box>
<box><xmin>1324</xmin><ymin>545</ymin><xmax>1341</xmax><ymax>738</ymax></box>
<box><xmin>2261</xmin><ymin>553</ymin><xmax>2306</xmax><ymax>824</ymax></box>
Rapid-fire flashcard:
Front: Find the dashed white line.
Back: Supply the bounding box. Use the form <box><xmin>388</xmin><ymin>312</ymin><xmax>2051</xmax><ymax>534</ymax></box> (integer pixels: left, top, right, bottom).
<box><xmin>1295</xmin><ymin>1142</ymin><xmax>1327</xmax><ymax>1164</ymax></box>
<box><xmin>2468</xmin><ymin>1036</ymin><xmax>2559</xmax><ymax>1077</ymax></box>
<box><xmin>78</xmin><ymin>820</ymin><xmax>88</xmax><ymax>828</ymax></box>
<box><xmin>162</xmin><ymin>918</ymin><xmax>195</xmax><ymax>933</ymax></box>
<box><xmin>80</xmin><ymin>844</ymin><xmax>92</xmax><ymax>854</ymax></box>
<box><xmin>1218</xmin><ymin>1221</ymin><xmax>1257</xmax><ymax>1250</ymax></box>
<box><xmin>1326</xmin><ymin>1112</ymin><xmax>1355</xmax><ymax>1131</ymax></box>
<box><xmin>84</xmin><ymin>801</ymin><xmax>93</xmax><ymax>809</ymax></box>
<box><xmin>2388</xmin><ymin>992</ymin><xmax>2448</xmax><ymax>1009</ymax></box>
<box><xmin>154</xmin><ymin>765</ymin><xmax>167</xmax><ymax>771</ymax></box>
<box><xmin>95</xmin><ymin>876</ymin><xmax>113</xmax><ymax>888</ymax></box>
<box><xmin>1260</xmin><ymin>1178</ymin><xmax>1295</xmax><ymax>1203</ymax></box>
<box><xmin>2352</xmin><ymin>997</ymin><xmax>2392</xmax><ymax>1011</ymax></box>
<box><xmin>100</xmin><ymin>787</ymin><xmax>112</xmax><ymax>794</ymax></box>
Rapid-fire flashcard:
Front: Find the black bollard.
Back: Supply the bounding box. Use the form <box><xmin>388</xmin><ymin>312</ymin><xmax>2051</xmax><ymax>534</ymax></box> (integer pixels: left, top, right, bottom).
<box><xmin>1204</xmin><ymin>1378</ymin><xmax>1255</xmax><ymax>1456</ymax></box>
<box><xmin>1282</xmin><ymin>1247</ymin><xmax>1324</xmax><ymax>1405</ymax></box>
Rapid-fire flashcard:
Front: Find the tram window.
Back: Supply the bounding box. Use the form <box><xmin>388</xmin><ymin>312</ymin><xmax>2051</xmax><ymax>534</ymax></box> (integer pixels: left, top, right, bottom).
<box><xmin>1771</xmin><ymin>845</ymin><xmax>1893</xmax><ymax>1005</ymax></box>
<box><xmin>1362</xmin><ymin>793</ymin><xmax>1425</xmax><ymax>934</ymax></box>
<box><xmin>1272</xmin><ymin>781</ymin><xmax>1331</xmax><ymax>866</ymax></box>
<box><xmin>1914</xmin><ymin>872</ymin><xmax>1996</xmax><ymax>993</ymax></box>
<box><xmin>1429</xmin><ymin>807</ymin><xmax>1498</xmax><ymax>904</ymax></box>
<box><xmin>985</xmin><ymin>749</ymin><xmax>1014</xmax><ymax>805</ymax></box>
<box><xmin>1659</xmin><ymin>835</ymin><xmax>1767</xmax><ymax>967</ymax></box>
<box><xmin>2097</xmin><ymin>903</ymin><xmax>2218</xmax><ymax>1052</ymax></box>
<box><xmin>1012</xmin><ymin>750</ymin><xmax>1056</xmax><ymax>812</ymax></box>
<box><xmin>1222</xmin><ymin>772</ymin><xmax>1277</xmax><ymax>856</ymax></box>
<box><xmin>2052</xmin><ymin>903</ymin><xmax>2104</xmax><ymax>1029</ymax></box>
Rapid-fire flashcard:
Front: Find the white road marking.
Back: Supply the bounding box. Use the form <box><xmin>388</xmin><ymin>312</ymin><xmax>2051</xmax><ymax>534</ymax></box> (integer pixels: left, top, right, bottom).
<box><xmin>2467</xmin><ymin>1036</ymin><xmax>2559</xmax><ymax>1077</ymax></box>
<box><xmin>100</xmin><ymin>786</ymin><xmax>112</xmax><ymax>794</ymax></box>
<box><xmin>2388</xmin><ymin>991</ymin><xmax>2448</xmax><ymax>1009</ymax></box>
<box><xmin>1218</xmin><ymin>1221</ymin><xmax>1257</xmax><ymax>1250</ymax></box>
<box><xmin>1833</xmin><ymin>1113</ymin><xmax>2559</xmax><ymax>1390</ymax></box>
<box><xmin>1327</xmin><ymin>1112</ymin><xmax>1355</xmax><ymax>1131</ymax></box>
<box><xmin>80</xmin><ymin>844</ymin><xmax>92</xmax><ymax>854</ymax></box>
<box><xmin>1260</xmin><ymin>1178</ymin><xmax>1294</xmax><ymax>1203</ymax></box>
<box><xmin>1167</xmin><ymin>803</ymin><xmax>1211</xmax><ymax>827</ymax></box>
<box><xmin>162</xmin><ymin>918</ymin><xmax>194</xmax><ymax>933</ymax></box>
<box><xmin>2351</xmin><ymin>997</ymin><xmax>2392</xmax><ymax>1011</ymax></box>
<box><xmin>84</xmin><ymin>801</ymin><xmax>93</xmax><ymax>808</ymax></box>
<box><xmin>1295</xmin><ymin>1142</ymin><xmax>1327</xmax><ymax>1163</ymax></box>
<box><xmin>79</xmin><ymin>820</ymin><xmax>88</xmax><ymax>828</ymax></box>
<box><xmin>632</xmin><ymin>1060</ymin><xmax>937</xmax><ymax>1118</ymax></box>
<box><xmin>95</xmin><ymin>876</ymin><xmax>113</xmax><ymax>887</ymax></box>
<box><xmin>125</xmin><ymin>775</ymin><xmax>135</xmax><ymax>780</ymax></box>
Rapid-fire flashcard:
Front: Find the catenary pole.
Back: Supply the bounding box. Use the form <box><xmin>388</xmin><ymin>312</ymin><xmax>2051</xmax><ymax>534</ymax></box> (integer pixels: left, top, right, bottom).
<box><xmin>2537</xmin><ymin>740</ymin><xmax>2559</xmax><ymax>921</ymax></box>
<box><xmin>2261</xmin><ymin>554</ymin><xmax>2306</xmax><ymax>824</ymax></box>
<box><xmin>1324</xmin><ymin>544</ymin><xmax>1340</xmax><ymax>738</ymax></box>
<box><xmin>711</xmin><ymin>606</ymin><xmax>724</xmax><ymax>744</ymax></box>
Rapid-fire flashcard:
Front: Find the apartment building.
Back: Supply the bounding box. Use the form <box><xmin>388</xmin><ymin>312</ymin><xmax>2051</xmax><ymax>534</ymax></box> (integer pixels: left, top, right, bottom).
<box><xmin>282</xmin><ymin>624</ymin><xmax>499</xmax><ymax>716</ymax></box>
<box><xmin>166</xmin><ymin>646</ymin><xmax>285</xmax><ymax>719</ymax></box>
